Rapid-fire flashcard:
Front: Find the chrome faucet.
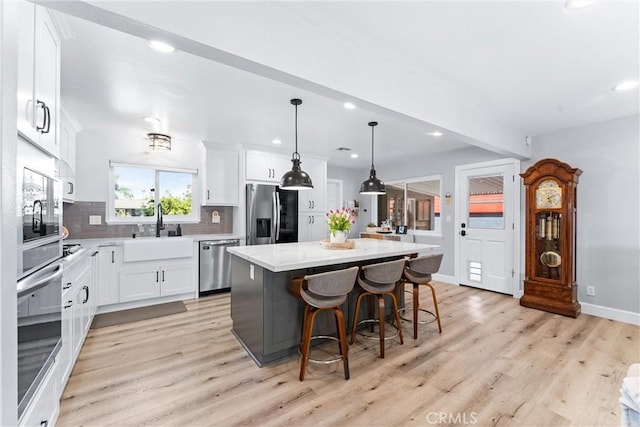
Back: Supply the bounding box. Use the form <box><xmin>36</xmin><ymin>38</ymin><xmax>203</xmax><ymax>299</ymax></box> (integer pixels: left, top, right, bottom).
<box><xmin>156</xmin><ymin>203</ymin><xmax>165</xmax><ymax>237</ymax></box>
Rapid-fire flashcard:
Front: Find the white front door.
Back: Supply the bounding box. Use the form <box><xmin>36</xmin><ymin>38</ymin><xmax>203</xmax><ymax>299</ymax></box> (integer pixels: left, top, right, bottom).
<box><xmin>326</xmin><ymin>179</ymin><xmax>343</xmax><ymax>210</ymax></box>
<box><xmin>455</xmin><ymin>159</ymin><xmax>520</xmax><ymax>295</ymax></box>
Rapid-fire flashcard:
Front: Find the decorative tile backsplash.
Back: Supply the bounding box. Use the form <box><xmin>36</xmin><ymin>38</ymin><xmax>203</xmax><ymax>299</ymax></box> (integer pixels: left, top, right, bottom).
<box><xmin>63</xmin><ymin>202</ymin><xmax>234</xmax><ymax>239</ymax></box>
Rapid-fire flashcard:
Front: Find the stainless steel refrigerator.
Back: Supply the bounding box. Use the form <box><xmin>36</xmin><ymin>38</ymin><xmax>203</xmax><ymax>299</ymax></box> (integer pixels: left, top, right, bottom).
<box><xmin>246</xmin><ymin>183</ymin><xmax>298</xmax><ymax>245</ymax></box>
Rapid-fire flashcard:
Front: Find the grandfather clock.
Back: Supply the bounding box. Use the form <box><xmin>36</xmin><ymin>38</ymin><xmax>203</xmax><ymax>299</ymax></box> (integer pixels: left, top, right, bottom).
<box><xmin>520</xmin><ymin>158</ymin><xmax>582</xmax><ymax>318</ymax></box>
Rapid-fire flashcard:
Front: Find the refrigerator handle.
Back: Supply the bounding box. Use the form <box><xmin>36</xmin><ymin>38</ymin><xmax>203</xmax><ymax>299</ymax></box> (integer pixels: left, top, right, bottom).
<box><xmin>247</xmin><ymin>185</ymin><xmax>255</xmax><ymax>245</ymax></box>
<box><xmin>276</xmin><ymin>193</ymin><xmax>282</xmax><ymax>241</ymax></box>
<box><xmin>272</xmin><ymin>191</ymin><xmax>279</xmax><ymax>243</ymax></box>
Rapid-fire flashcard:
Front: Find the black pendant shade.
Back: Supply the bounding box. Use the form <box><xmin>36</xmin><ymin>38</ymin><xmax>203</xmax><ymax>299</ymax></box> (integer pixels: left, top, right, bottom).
<box><xmin>359</xmin><ymin>121</ymin><xmax>386</xmax><ymax>195</ymax></box>
<box><xmin>280</xmin><ymin>98</ymin><xmax>313</xmax><ymax>191</ymax></box>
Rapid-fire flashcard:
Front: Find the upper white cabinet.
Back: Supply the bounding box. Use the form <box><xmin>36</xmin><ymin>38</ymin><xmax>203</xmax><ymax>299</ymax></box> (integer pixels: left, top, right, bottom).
<box><xmin>60</xmin><ymin>104</ymin><xmax>81</xmax><ymax>203</ymax></box>
<box><xmin>297</xmin><ymin>158</ymin><xmax>327</xmax><ymax>213</ymax></box>
<box><xmin>17</xmin><ymin>2</ymin><xmax>61</xmax><ymax>158</ymax></box>
<box><xmin>245</xmin><ymin>150</ymin><xmax>291</xmax><ymax>183</ymax></box>
<box><xmin>202</xmin><ymin>145</ymin><xmax>239</xmax><ymax>206</ymax></box>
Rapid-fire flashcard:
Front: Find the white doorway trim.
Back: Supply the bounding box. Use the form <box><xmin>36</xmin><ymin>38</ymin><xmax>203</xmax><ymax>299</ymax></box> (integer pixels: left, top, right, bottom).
<box><xmin>326</xmin><ymin>178</ymin><xmax>343</xmax><ymax>209</ymax></box>
<box><xmin>454</xmin><ymin>158</ymin><xmax>521</xmax><ymax>297</ymax></box>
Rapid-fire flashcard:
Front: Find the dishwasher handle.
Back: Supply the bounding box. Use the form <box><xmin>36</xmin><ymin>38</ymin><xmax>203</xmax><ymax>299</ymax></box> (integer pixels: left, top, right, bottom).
<box><xmin>200</xmin><ymin>240</ymin><xmax>240</xmax><ymax>246</ymax></box>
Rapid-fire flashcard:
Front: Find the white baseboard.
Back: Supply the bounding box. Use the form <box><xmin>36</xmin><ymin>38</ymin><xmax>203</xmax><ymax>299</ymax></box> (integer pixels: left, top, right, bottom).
<box><xmin>433</xmin><ymin>273</ymin><xmax>457</xmax><ymax>284</ymax></box>
<box><xmin>581</xmin><ymin>302</ymin><xmax>640</xmax><ymax>326</ymax></box>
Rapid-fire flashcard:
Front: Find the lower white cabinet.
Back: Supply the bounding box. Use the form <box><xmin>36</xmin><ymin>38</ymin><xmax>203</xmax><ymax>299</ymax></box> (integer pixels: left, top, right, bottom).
<box><xmin>98</xmin><ymin>246</ymin><xmax>119</xmax><ymax>306</ymax></box>
<box><xmin>19</xmin><ymin>360</ymin><xmax>58</xmax><ymax>427</ymax></box>
<box><xmin>298</xmin><ymin>213</ymin><xmax>328</xmax><ymax>242</ymax></box>
<box><xmin>119</xmin><ymin>260</ymin><xmax>194</xmax><ymax>303</ymax></box>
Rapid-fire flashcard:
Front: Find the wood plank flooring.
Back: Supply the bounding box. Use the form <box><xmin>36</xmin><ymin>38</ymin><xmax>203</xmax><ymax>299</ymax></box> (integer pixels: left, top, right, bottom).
<box><xmin>57</xmin><ymin>282</ymin><xmax>640</xmax><ymax>426</ymax></box>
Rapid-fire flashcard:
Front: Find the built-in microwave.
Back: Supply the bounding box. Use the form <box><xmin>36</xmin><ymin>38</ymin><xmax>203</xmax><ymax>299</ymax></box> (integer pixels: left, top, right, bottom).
<box><xmin>17</xmin><ymin>137</ymin><xmax>62</xmax><ymax>279</ymax></box>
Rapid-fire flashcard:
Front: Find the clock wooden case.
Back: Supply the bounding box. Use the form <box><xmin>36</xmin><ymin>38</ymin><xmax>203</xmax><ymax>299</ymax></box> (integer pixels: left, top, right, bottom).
<box><xmin>520</xmin><ymin>158</ymin><xmax>582</xmax><ymax>317</ymax></box>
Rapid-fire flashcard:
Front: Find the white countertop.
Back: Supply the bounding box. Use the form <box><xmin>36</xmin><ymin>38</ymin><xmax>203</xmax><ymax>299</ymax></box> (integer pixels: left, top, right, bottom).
<box><xmin>227</xmin><ymin>238</ymin><xmax>440</xmax><ymax>272</ymax></box>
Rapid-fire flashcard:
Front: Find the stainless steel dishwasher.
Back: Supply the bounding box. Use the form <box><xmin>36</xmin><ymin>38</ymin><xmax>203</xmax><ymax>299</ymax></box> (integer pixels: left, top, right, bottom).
<box><xmin>199</xmin><ymin>239</ymin><xmax>240</xmax><ymax>294</ymax></box>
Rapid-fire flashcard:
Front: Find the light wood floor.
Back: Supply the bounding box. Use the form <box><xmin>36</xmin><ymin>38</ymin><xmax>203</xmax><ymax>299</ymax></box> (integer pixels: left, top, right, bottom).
<box><xmin>58</xmin><ymin>283</ymin><xmax>640</xmax><ymax>426</ymax></box>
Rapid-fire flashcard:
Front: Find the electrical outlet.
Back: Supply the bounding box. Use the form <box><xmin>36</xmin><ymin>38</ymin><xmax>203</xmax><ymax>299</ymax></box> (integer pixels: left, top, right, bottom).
<box><xmin>89</xmin><ymin>215</ymin><xmax>102</xmax><ymax>225</ymax></box>
<box><xmin>212</xmin><ymin>211</ymin><xmax>221</xmax><ymax>223</ymax></box>
<box><xmin>586</xmin><ymin>286</ymin><xmax>595</xmax><ymax>296</ymax></box>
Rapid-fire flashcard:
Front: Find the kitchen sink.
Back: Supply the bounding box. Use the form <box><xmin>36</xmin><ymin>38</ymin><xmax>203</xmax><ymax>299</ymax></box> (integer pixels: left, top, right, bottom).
<box><xmin>122</xmin><ymin>237</ymin><xmax>193</xmax><ymax>262</ymax></box>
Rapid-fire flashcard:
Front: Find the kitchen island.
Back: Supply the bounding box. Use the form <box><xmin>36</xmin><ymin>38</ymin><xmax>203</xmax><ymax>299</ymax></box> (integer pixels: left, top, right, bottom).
<box><xmin>227</xmin><ymin>238</ymin><xmax>439</xmax><ymax>366</ymax></box>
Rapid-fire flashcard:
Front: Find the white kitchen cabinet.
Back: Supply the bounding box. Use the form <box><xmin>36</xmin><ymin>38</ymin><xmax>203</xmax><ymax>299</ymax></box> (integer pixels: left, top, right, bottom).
<box><xmin>298</xmin><ymin>213</ymin><xmax>328</xmax><ymax>242</ymax></box>
<box><xmin>119</xmin><ymin>260</ymin><xmax>194</xmax><ymax>303</ymax></box>
<box><xmin>297</xmin><ymin>158</ymin><xmax>327</xmax><ymax>213</ymax></box>
<box><xmin>19</xmin><ymin>360</ymin><xmax>58</xmax><ymax>427</ymax></box>
<box><xmin>59</xmin><ymin>288</ymin><xmax>73</xmax><ymax>391</ymax></box>
<box><xmin>202</xmin><ymin>146</ymin><xmax>239</xmax><ymax>206</ymax></box>
<box><xmin>59</xmin><ymin>105</ymin><xmax>81</xmax><ymax>203</ymax></box>
<box><xmin>246</xmin><ymin>150</ymin><xmax>291</xmax><ymax>183</ymax></box>
<box><xmin>73</xmin><ymin>267</ymin><xmax>91</xmax><ymax>357</ymax></box>
<box><xmin>17</xmin><ymin>2</ymin><xmax>61</xmax><ymax>158</ymax></box>
<box><xmin>98</xmin><ymin>246</ymin><xmax>120</xmax><ymax>306</ymax></box>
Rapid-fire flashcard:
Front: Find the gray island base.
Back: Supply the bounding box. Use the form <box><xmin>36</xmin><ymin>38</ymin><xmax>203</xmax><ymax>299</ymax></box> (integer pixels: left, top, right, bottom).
<box><xmin>228</xmin><ymin>239</ymin><xmax>439</xmax><ymax>367</ymax></box>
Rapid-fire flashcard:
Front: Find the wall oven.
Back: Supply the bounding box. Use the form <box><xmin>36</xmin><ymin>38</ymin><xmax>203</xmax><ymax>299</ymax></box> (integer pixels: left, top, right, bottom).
<box><xmin>17</xmin><ymin>261</ymin><xmax>63</xmax><ymax>419</ymax></box>
<box><xmin>17</xmin><ymin>137</ymin><xmax>62</xmax><ymax>279</ymax></box>
<box><xmin>16</xmin><ymin>136</ymin><xmax>63</xmax><ymax>419</ymax></box>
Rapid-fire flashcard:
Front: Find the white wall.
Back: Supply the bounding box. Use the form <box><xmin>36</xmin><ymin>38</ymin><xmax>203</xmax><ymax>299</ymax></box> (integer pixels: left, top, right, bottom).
<box><xmin>327</xmin><ymin>165</ymin><xmax>370</xmax><ymax>235</ymax></box>
<box><xmin>1</xmin><ymin>2</ymin><xmax>19</xmax><ymax>424</ymax></box>
<box><xmin>529</xmin><ymin>115</ymin><xmax>640</xmax><ymax>315</ymax></box>
<box><xmin>75</xmin><ymin>129</ymin><xmax>203</xmax><ymax>203</ymax></box>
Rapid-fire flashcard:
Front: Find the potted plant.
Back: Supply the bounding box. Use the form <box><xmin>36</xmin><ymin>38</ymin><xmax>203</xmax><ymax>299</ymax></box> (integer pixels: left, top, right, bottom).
<box><xmin>326</xmin><ymin>208</ymin><xmax>356</xmax><ymax>243</ymax></box>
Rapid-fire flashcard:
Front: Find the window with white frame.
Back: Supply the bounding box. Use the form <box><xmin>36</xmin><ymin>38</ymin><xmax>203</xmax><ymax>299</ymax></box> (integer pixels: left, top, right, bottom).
<box><xmin>108</xmin><ymin>162</ymin><xmax>199</xmax><ymax>223</ymax></box>
<box><xmin>376</xmin><ymin>175</ymin><xmax>442</xmax><ymax>234</ymax></box>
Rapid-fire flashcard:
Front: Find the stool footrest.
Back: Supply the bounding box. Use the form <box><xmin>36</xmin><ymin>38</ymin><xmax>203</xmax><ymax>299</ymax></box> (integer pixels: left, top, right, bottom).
<box><xmin>398</xmin><ymin>307</ymin><xmax>437</xmax><ymax>325</ymax></box>
<box><xmin>298</xmin><ymin>336</ymin><xmax>343</xmax><ymax>364</ymax></box>
<box><xmin>355</xmin><ymin>319</ymin><xmax>400</xmax><ymax>340</ymax></box>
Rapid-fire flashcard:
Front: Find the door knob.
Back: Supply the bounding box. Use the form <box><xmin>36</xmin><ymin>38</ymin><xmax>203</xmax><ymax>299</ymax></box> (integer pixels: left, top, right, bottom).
<box><xmin>460</xmin><ymin>230</ymin><xmax>466</xmax><ymax>236</ymax></box>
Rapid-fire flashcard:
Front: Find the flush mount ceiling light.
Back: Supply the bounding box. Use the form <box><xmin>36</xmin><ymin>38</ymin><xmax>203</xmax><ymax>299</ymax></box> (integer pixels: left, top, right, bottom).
<box><xmin>427</xmin><ymin>131</ymin><xmax>443</xmax><ymax>137</ymax></box>
<box><xmin>350</xmin><ymin>153</ymin><xmax>359</xmax><ymax>159</ymax></box>
<box><xmin>147</xmin><ymin>133</ymin><xmax>171</xmax><ymax>151</ymax></box>
<box><xmin>147</xmin><ymin>40</ymin><xmax>175</xmax><ymax>53</ymax></box>
<box><xmin>280</xmin><ymin>99</ymin><xmax>313</xmax><ymax>191</ymax></box>
<box><xmin>272</xmin><ymin>138</ymin><xmax>282</xmax><ymax>145</ymax></box>
<box><xmin>143</xmin><ymin>116</ymin><xmax>161</xmax><ymax>124</ymax></box>
<box><xmin>613</xmin><ymin>80</ymin><xmax>639</xmax><ymax>91</ymax></box>
<box><xmin>344</xmin><ymin>102</ymin><xmax>357</xmax><ymax>110</ymax></box>
<box><xmin>359</xmin><ymin>121</ymin><xmax>386</xmax><ymax>195</ymax></box>
<box><xmin>564</xmin><ymin>1</ymin><xmax>597</xmax><ymax>10</ymax></box>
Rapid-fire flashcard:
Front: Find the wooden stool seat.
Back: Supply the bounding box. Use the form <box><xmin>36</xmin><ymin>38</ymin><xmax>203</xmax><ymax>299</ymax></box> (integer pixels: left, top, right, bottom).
<box><xmin>290</xmin><ymin>266</ymin><xmax>359</xmax><ymax>381</ymax></box>
<box><xmin>350</xmin><ymin>259</ymin><xmax>405</xmax><ymax>358</ymax></box>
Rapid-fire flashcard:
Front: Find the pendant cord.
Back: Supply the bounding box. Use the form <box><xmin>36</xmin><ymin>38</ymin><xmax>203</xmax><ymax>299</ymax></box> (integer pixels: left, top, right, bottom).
<box><xmin>294</xmin><ymin>104</ymin><xmax>298</xmax><ymax>155</ymax></box>
<box><xmin>371</xmin><ymin>125</ymin><xmax>375</xmax><ymax>170</ymax></box>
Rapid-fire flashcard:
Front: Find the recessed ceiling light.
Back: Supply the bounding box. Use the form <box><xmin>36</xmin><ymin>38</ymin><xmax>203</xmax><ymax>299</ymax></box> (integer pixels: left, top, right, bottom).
<box><xmin>344</xmin><ymin>102</ymin><xmax>356</xmax><ymax>110</ymax></box>
<box><xmin>143</xmin><ymin>116</ymin><xmax>161</xmax><ymax>124</ymax></box>
<box><xmin>427</xmin><ymin>131</ymin><xmax>443</xmax><ymax>137</ymax></box>
<box><xmin>613</xmin><ymin>80</ymin><xmax>639</xmax><ymax>92</ymax></box>
<box><xmin>350</xmin><ymin>153</ymin><xmax>359</xmax><ymax>159</ymax></box>
<box><xmin>148</xmin><ymin>40</ymin><xmax>175</xmax><ymax>53</ymax></box>
<box><xmin>564</xmin><ymin>1</ymin><xmax>597</xmax><ymax>10</ymax></box>
<box><xmin>272</xmin><ymin>138</ymin><xmax>282</xmax><ymax>145</ymax></box>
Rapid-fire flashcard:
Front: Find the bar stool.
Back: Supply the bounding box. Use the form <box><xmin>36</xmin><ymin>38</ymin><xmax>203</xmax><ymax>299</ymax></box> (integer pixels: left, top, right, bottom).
<box><xmin>350</xmin><ymin>259</ymin><xmax>405</xmax><ymax>358</ymax></box>
<box><xmin>400</xmin><ymin>253</ymin><xmax>444</xmax><ymax>339</ymax></box>
<box><xmin>289</xmin><ymin>266</ymin><xmax>359</xmax><ymax>381</ymax></box>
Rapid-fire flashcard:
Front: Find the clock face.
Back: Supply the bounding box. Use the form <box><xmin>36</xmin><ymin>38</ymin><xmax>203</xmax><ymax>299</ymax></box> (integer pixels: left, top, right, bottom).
<box><xmin>535</xmin><ymin>180</ymin><xmax>562</xmax><ymax>209</ymax></box>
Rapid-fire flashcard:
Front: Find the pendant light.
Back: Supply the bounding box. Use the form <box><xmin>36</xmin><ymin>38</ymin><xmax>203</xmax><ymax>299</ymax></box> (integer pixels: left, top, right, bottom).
<box><xmin>359</xmin><ymin>121</ymin><xmax>386</xmax><ymax>194</ymax></box>
<box><xmin>280</xmin><ymin>98</ymin><xmax>313</xmax><ymax>191</ymax></box>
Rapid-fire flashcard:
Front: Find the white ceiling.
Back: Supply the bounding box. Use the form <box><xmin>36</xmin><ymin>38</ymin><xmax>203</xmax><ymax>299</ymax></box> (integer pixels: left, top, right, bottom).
<box><xmin>51</xmin><ymin>1</ymin><xmax>639</xmax><ymax>170</ymax></box>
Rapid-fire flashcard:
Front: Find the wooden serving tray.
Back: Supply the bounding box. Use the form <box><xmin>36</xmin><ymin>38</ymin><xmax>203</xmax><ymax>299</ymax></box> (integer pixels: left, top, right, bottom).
<box><xmin>320</xmin><ymin>239</ymin><xmax>355</xmax><ymax>250</ymax></box>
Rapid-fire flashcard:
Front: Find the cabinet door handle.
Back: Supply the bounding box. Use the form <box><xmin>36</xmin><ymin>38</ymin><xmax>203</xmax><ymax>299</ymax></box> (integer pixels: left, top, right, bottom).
<box><xmin>156</xmin><ymin>271</ymin><xmax>159</xmax><ymax>283</ymax></box>
<box><xmin>64</xmin><ymin>301</ymin><xmax>73</xmax><ymax>309</ymax></box>
<box><xmin>311</xmin><ymin>200</ymin><xmax>314</xmax><ymax>209</ymax></box>
<box><xmin>111</xmin><ymin>251</ymin><xmax>115</xmax><ymax>263</ymax></box>
<box><xmin>68</xmin><ymin>182</ymin><xmax>74</xmax><ymax>195</ymax></box>
<box><xmin>162</xmin><ymin>271</ymin><xmax>165</xmax><ymax>282</ymax></box>
<box><xmin>82</xmin><ymin>286</ymin><xmax>89</xmax><ymax>304</ymax></box>
<box><xmin>207</xmin><ymin>190</ymin><xmax>210</xmax><ymax>200</ymax></box>
<box><xmin>36</xmin><ymin>100</ymin><xmax>46</xmax><ymax>131</ymax></box>
<box><xmin>63</xmin><ymin>282</ymin><xmax>72</xmax><ymax>290</ymax></box>
<box><xmin>40</xmin><ymin>420</ymin><xmax>48</xmax><ymax>427</ymax></box>
<box><xmin>43</xmin><ymin>104</ymin><xmax>51</xmax><ymax>134</ymax></box>
<box><xmin>312</xmin><ymin>216</ymin><xmax>315</xmax><ymax>224</ymax></box>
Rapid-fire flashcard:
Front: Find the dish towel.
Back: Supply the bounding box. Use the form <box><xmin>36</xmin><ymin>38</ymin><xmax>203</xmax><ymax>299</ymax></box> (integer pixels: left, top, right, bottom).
<box><xmin>620</xmin><ymin>363</ymin><xmax>640</xmax><ymax>427</ymax></box>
